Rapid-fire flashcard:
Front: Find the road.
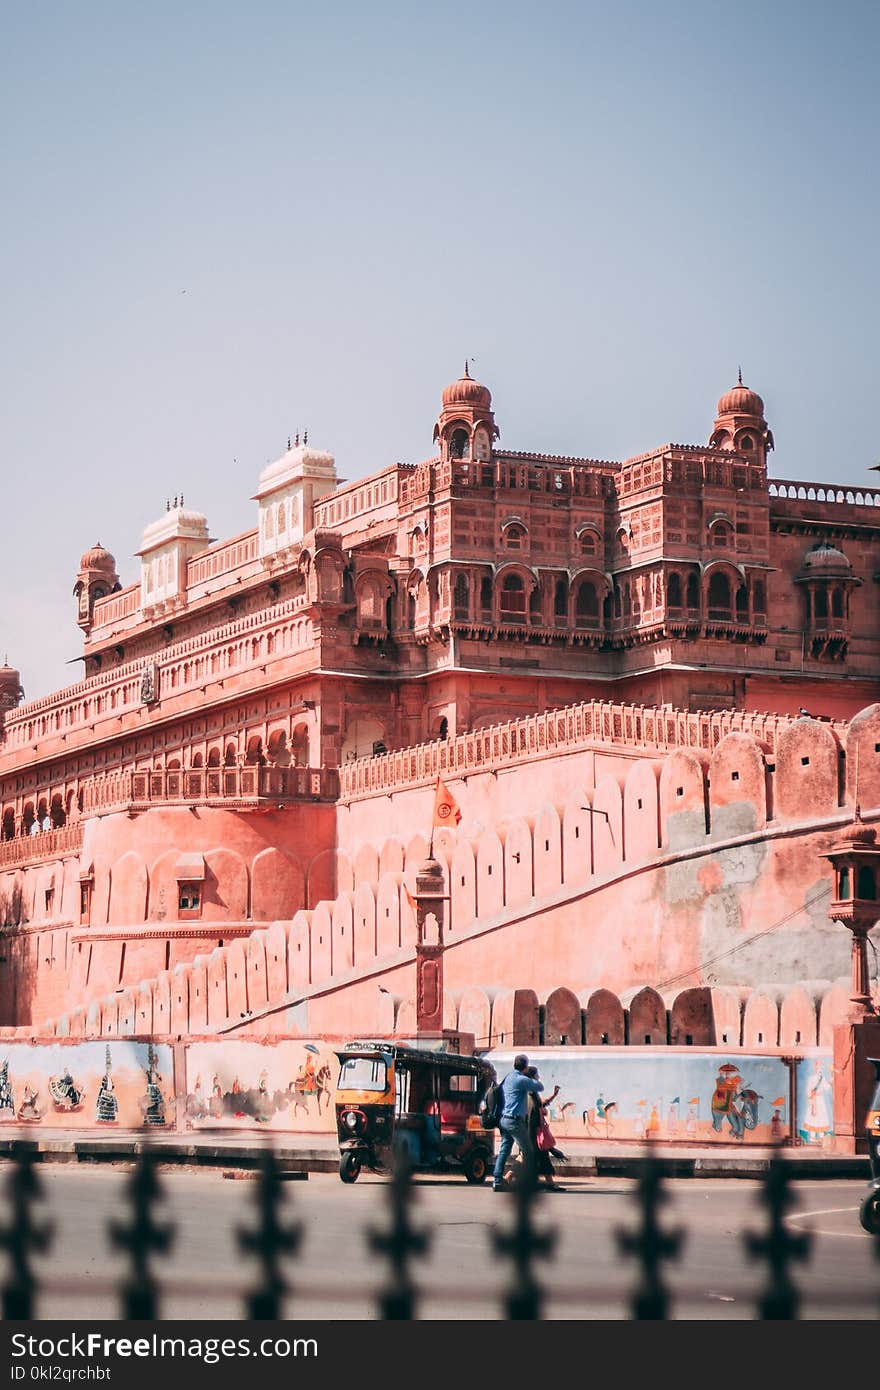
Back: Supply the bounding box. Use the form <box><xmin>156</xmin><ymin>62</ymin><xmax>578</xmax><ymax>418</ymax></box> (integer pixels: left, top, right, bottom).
<box><xmin>7</xmin><ymin>1166</ymin><xmax>878</xmax><ymax>1320</ymax></box>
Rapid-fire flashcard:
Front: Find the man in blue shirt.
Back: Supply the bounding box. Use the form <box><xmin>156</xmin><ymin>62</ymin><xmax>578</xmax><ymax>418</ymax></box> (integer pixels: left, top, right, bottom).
<box><xmin>493</xmin><ymin>1053</ymin><xmax>543</xmax><ymax>1191</ymax></box>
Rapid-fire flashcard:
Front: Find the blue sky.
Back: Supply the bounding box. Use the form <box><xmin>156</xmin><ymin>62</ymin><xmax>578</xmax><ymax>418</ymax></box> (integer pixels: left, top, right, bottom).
<box><xmin>2</xmin><ymin>1</ymin><xmax>877</xmax><ymax>698</ymax></box>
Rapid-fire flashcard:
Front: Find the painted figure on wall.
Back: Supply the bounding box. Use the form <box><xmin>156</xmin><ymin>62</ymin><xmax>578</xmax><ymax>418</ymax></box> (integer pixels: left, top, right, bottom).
<box><xmin>17</xmin><ymin>1083</ymin><xmax>42</xmax><ymax>1123</ymax></box>
<box><xmin>711</xmin><ymin>1063</ymin><xmax>747</xmax><ymax>1139</ymax></box>
<box><xmin>801</xmin><ymin>1065</ymin><xmax>832</xmax><ymax>1145</ymax></box>
<box><xmin>0</xmin><ymin>1060</ymin><xmax>15</xmax><ymax>1120</ymax></box>
<box><xmin>141</xmin><ymin>1045</ymin><xmax>167</xmax><ymax>1126</ymax></box>
<box><xmin>186</xmin><ymin>1076</ymin><xmax>208</xmax><ymax>1120</ymax></box>
<box><xmin>667</xmin><ymin>1097</ymin><xmax>680</xmax><ymax>1134</ymax></box>
<box><xmin>49</xmin><ymin>1068</ymin><xmax>85</xmax><ymax>1112</ymax></box>
<box><xmin>96</xmin><ymin>1046</ymin><xmax>118</xmax><ymax>1124</ymax></box>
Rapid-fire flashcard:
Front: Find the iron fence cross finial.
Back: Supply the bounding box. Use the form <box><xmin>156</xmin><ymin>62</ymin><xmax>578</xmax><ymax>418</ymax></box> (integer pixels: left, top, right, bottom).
<box><xmin>492</xmin><ymin>1174</ymin><xmax>555</xmax><ymax>1319</ymax></box>
<box><xmin>744</xmin><ymin>1160</ymin><xmax>811</xmax><ymax>1319</ymax></box>
<box><xmin>0</xmin><ymin>1147</ymin><xmax>53</xmax><ymax>1318</ymax></box>
<box><xmin>368</xmin><ymin>1148</ymin><xmax>429</xmax><ymax>1319</ymax></box>
<box><xmin>110</xmin><ymin>1148</ymin><xmax>173</xmax><ymax>1319</ymax></box>
<box><xmin>616</xmin><ymin>1156</ymin><xmax>684</xmax><ymax>1320</ymax></box>
<box><xmin>237</xmin><ymin>1147</ymin><xmax>302</xmax><ymax>1319</ymax></box>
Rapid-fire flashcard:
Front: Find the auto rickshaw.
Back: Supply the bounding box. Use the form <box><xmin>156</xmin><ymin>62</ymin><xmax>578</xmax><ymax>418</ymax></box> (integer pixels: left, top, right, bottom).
<box><xmin>859</xmin><ymin>1056</ymin><xmax>880</xmax><ymax>1234</ymax></box>
<box><xmin>334</xmin><ymin>1040</ymin><xmax>495</xmax><ymax>1184</ymax></box>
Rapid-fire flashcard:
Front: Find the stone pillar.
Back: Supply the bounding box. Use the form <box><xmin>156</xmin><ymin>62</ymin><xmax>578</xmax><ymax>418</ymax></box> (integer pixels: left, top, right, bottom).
<box><xmin>832</xmin><ymin>1016</ymin><xmax>880</xmax><ymax>1154</ymax></box>
<box><xmin>414</xmin><ymin>857</ymin><xmax>445</xmax><ymax>1037</ymax></box>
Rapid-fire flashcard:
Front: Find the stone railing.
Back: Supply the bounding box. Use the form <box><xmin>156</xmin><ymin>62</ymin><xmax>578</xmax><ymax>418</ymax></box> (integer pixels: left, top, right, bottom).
<box><xmin>339</xmin><ymin>698</ymin><xmax>847</xmax><ymax>799</ymax></box>
<box><xmin>90</xmin><ymin>585</ymin><xmax>141</xmax><ymax>631</ymax></box>
<box><xmin>186</xmin><ymin>530</ymin><xmax>260</xmax><ymax>588</ymax></box>
<box><xmin>769</xmin><ymin>479</ymin><xmax>880</xmax><ymax>507</ymax></box>
<box><xmin>0</xmin><ymin>821</ymin><xmax>84</xmax><ymax>871</ymax></box>
<box><xmin>81</xmin><ymin>764</ymin><xmax>338</xmax><ymax>814</ymax></box>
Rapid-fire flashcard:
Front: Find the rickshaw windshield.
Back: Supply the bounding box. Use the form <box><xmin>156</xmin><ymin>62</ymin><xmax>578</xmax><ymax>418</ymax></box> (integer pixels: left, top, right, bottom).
<box><xmin>337</xmin><ymin>1056</ymin><xmax>388</xmax><ymax>1092</ymax></box>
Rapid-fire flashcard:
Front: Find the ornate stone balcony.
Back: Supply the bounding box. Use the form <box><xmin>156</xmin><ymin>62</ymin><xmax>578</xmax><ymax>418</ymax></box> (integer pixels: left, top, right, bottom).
<box><xmin>0</xmin><ymin>822</ymin><xmax>84</xmax><ymax>871</ymax></box>
<box><xmin>81</xmin><ymin>765</ymin><xmax>338</xmax><ymax>815</ymax></box>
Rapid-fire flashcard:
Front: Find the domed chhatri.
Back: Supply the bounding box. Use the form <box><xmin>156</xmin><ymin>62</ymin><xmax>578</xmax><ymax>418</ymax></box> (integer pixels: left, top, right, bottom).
<box><xmin>715</xmin><ymin>379</ymin><xmax>765</xmax><ymax>421</ymax></box>
<box><xmin>79</xmin><ymin>542</ymin><xmax>117</xmax><ymax>573</ymax></box>
<box><xmin>800</xmin><ymin>543</ymin><xmax>853</xmax><ymax>574</ymax></box>
<box><xmin>441</xmin><ymin>362</ymin><xmax>492</xmax><ymax>412</ymax></box>
<box><xmin>710</xmin><ymin>369</ymin><xmax>773</xmax><ymax>460</ymax></box>
<box><xmin>0</xmin><ymin>659</ymin><xmax>24</xmax><ymax>712</ymax></box>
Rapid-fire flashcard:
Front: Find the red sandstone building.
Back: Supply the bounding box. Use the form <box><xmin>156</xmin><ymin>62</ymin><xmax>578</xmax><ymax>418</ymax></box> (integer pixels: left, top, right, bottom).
<box><xmin>0</xmin><ymin>370</ymin><xmax>878</xmax><ymax>1053</ymax></box>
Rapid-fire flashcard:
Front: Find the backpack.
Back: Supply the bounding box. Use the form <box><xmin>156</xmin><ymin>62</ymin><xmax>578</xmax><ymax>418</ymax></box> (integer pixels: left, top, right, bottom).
<box><xmin>480</xmin><ymin>1079</ymin><xmax>502</xmax><ymax>1130</ymax></box>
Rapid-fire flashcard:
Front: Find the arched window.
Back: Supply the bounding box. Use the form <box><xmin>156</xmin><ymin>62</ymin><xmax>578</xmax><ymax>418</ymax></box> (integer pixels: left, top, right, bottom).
<box><xmin>291</xmin><ymin>725</ymin><xmax>310</xmax><ymax>767</ymax></box>
<box><xmin>832</xmin><ymin>587</ymin><xmax>844</xmax><ymax>618</ymax></box>
<box><xmin>710</xmin><ymin>521</ymin><xmax>733</xmax><ymax>549</ymax></box>
<box><xmin>453</xmin><ymin>573</ymin><xmax>469</xmax><ymax>619</ymax></box>
<box><xmin>735</xmin><ymin>585</ymin><xmax>749</xmax><ymax>619</ymax></box>
<box><xmin>191</xmin><ymin>752</ymin><xmax>204</xmax><ymax>769</ymax></box>
<box><xmin>708</xmin><ymin>572</ymin><xmax>731</xmax><ymax>618</ymax></box>
<box><xmin>815</xmin><ymin>587</ymin><xmax>828</xmax><ymax>619</ymax></box>
<box><xmin>503</xmin><ymin>524</ymin><xmax>526</xmax><ymax>550</ymax></box>
<box><xmin>739</xmin><ymin>434</ymin><xmax>754</xmax><ymax>452</ymax></box>
<box><xmin>857</xmin><ymin>867</ymin><xmax>876</xmax><ymax>901</ymax></box>
<box><xmin>480</xmin><ymin>577</ymin><xmax>492</xmax><ymax>615</ymax></box>
<box><xmin>2</xmin><ymin>809</ymin><xmax>15</xmax><ymax>841</ymax></box>
<box><xmin>686</xmin><ymin>572</ymin><xmax>700</xmax><ymax>610</ymax></box>
<box><xmin>667</xmin><ymin>573</ymin><xmax>682</xmax><ymax>609</ymax></box>
<box><xmin>207</xmin><ymin>747</ymin><xmax>221</xmax><ymax>768</ymax></box>
<box><xmin>449</xmin><ymin>428</ymin><xmax>469</xmax><ymax>460</ymax></box>
<box><xmin>578</xmin><ymin>530</ymin><xmax>597</xmax><ymax>556</ymax></box>
<box><xmin>575</xmin><ymin>582</ymin><xmax>599</xmax><ymax>628</ymax></box>
<box><xmin>499</xmin><ymin>573</ymin><xmax>526</xmax><ymax>622</ymax></box>
<box><xmin>554</xmin><ymin>578</ymin><xmax>568</xmax><ymax>618</ymax></box>
<box><xmin>224</xmin><ymin>743</ymin><xmax>237</xmax><ymax>767</ymax></box>
<box><xmin>50</xmin><ymin>795</ymin><xmax>66</xmax><ymax>828</ymax></box>
<box><xmin>277</xmin><ymin>502</ymin><xmax>287</xmax><ymax>533</ymax></box>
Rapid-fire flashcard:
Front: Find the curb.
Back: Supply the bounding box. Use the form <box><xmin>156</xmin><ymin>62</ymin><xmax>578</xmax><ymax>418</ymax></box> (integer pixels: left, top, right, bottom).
<box><xmin>0</xmin><ymin>1137</ymin><xmax>870</xmax><ymax>1180</ymax></box>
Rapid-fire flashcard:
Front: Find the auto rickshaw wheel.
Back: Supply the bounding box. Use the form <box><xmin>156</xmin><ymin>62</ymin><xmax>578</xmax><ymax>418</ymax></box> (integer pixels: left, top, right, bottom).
<box><xmin>463</xmin><ymin>1148</ymin><xmax>490</xmax><ymax>1184</ymax></box>
<box><xmin>859</xmin><ymin>1186</ymin><xmax>880</xmax><ymax>1235</ymax></box>
<box><xmin>339</xmin><ymin>1151</ymin><xmax>363</xmax><ymax>1184</ymax></box>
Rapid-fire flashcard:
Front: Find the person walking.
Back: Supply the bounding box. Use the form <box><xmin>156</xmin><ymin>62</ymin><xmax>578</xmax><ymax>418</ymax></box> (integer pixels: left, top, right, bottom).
<box><xmin>525</xmin><ymin>1065</ymin><xmax>565</xmax><ymax>1191</ymax></box>
<box><xmin>493</xmin><ymin>1053</ymin><xmax>543</xmax><ymax>1192</ymax></box>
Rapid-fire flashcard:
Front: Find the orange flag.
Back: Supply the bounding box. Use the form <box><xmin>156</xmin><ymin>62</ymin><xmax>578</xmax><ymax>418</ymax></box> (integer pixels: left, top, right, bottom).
<box><xmin>432</xmin><ymin>776</ymin><xmax>461</xmax><ymax>828</ymax></box>
<box><xmin>403</xmin><ymin>883</ymin><xmax>417</xmax><ymax>913</ymax></box>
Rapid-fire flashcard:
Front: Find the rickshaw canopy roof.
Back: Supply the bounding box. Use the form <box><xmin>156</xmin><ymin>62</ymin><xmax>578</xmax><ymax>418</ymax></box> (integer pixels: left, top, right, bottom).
<box><xmin>335</xmin><ymin>1040</ymin><xmax>493</xmax><ymax>1079</ymax></box>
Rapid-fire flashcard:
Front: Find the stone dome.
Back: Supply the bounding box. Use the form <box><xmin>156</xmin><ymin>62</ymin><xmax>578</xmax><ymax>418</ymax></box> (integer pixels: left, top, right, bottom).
<box><xmin>801</xmin><ymin>543</ymin><xmax>852</xmax><ymax>573</ymax></box>
<box><xmin>79</xmin><ymin>542</ymin><xmax>117</xmax><ymax>572</ymax></box>
<box><xmin>839</xmin><ymin>810</ymin><xmax>877</xmax><ymax>846</ymax></box>
<box><xmin>139</xmin><ymin>505</ymin><xmax>209</xmax><ymax>552</ymax></box>
<box><xmin>716</xmin><ymin>380</ymin><xmax>765</xmax><ymax>419</ymax></box>
<box><xmin>442</xmin><ymin>365</ymin><xmax>492</xmax><ymax>412</ymax></box>
<box><xmin>257</xmin><ymin>443</ymin><xmax>336</xmax><ymax>495</ymax></box>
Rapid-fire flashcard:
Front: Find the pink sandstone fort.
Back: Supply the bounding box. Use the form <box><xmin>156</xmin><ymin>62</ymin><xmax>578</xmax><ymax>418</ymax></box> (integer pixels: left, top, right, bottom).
<box><xmin>0</xmin><ymin>367</ymin><xmax>879</xmax><ymax>1146</ymax></box>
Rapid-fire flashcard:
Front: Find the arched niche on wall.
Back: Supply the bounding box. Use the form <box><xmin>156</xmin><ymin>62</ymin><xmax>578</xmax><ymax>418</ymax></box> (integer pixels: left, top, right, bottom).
<box><xmin>626</xmin><ymin>986</ymin><xmax>667</xmax><ymax>1045</ymax></box>
<box><xmin>582</xmin><ymin>987</ymin><xmax>625</xmax><ymax>1045</ymax></box>
<box><xmin>543</xmin><ymin>986</ymin><xmax>581</xmax><ymax>1045</ymax></box>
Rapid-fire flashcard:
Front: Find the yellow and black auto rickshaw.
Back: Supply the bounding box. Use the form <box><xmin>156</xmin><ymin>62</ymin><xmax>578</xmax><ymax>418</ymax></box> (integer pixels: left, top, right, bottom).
<box><xmin>859</xmin><ymin>1056</ymin><xmax>880</xmax><ymax>1234</ymax></box>
<box><xmin>334</xmin><ymin>1041</ymin><xmax>495</xmax><ymax>1184</ymax></box>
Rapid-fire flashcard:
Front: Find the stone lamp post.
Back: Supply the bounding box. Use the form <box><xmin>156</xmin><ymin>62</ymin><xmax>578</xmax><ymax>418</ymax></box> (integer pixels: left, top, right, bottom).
<box><xmin>821</xmin><ymin>808</ymin><xmax>880</xmax><ymax>1152</ymax></box>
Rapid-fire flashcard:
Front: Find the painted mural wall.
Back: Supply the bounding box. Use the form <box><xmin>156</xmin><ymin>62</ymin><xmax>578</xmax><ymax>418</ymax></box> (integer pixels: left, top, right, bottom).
<box><xmin>486</xmin><ymin>1048</ymin><xmax>834</xmax><ymax>1145</ymax></box>
<box><xmin>0</xmin><ymin>1040</ymin><xmax>174</xmax><ymax>1130</ymax></box>
<box><xmin>183</xmin><ymin>1039</ymin><xmax>339</xmax><ymax>1133</ymax></box>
